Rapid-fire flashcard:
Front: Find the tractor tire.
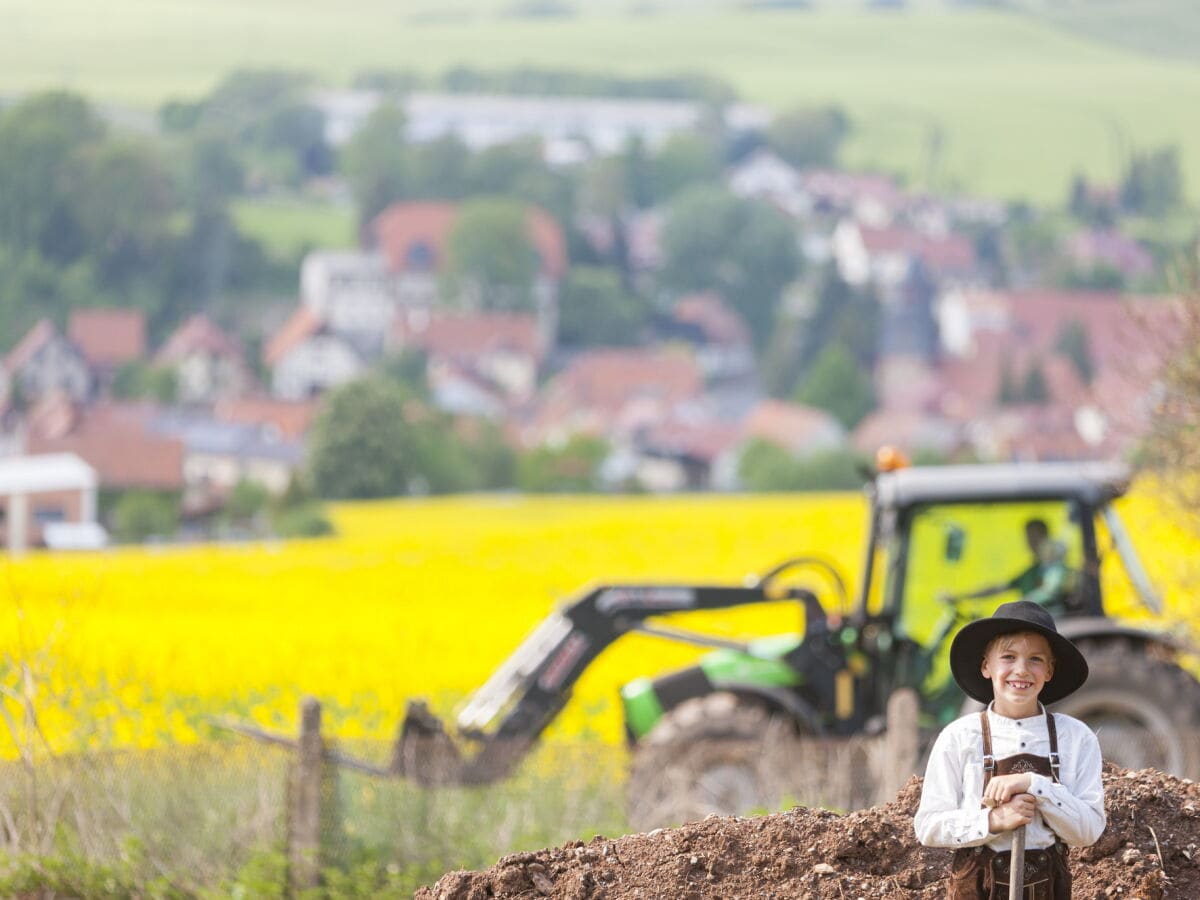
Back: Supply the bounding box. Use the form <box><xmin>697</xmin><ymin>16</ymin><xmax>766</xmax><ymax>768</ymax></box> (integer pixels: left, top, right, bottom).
<box><xmin>1051</xmin><ymin>639</ymin><xmax>1200</xmax><ymax>779</ymax></box>
<box><xmin>626</xmin><ymin>692</ymin><xmax>784</xmax><ymax>832</ymax></box>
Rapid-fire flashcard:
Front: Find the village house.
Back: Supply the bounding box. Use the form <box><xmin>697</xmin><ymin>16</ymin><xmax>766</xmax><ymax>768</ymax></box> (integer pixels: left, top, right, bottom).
<box><xmin>264</xmin><ymin>307</ymin><xmax>365</xmax><ymax>401</ymax></box>
<box><xmin>1063</xmin><ymin>228</ymin><xmax>1156</xmax><ymax>284</ymax></box>
<box><xmin>156</xmin><ymin>314</ymin><xmax>253</xmax><ymax>405</ymax></box>
<box><xmin>393</xmin><ymin>311</ymin><xmax>544</xmax><ymax>418</ymax></box>
<box><xmin>299</xmin><ymin>250</ymin><xmax>403</xmax><ymax>359</ymax></box>
<box><xmin>524</xmin><ymin>347</ymin><xmax>704</xmax><ymax>450</ymax></box>
<box><xmin>727</xmin><ymin>149</ymin><xmax>808</xmax><ymax>220</ymax></box>
<box><xmin>0</xmin><ymin>453</ymin><xmax>100</xmax><ymax>553</ymax></box>
<box><xmin>213</xmin><ymin>396</ymin><xmax>321</xmax><ymax>442</ymax></box>
<box><xmin>661</xmin><ymin>293</ymin><xmax>756</xmax><ymax>386</ymax></box>
<box><xmin>3</xmin><ymin>319</ymin><xmax>95</xmax><ymax>406</ymax></box>
<box><xmin>799</xmin><ymin>169</ymin><xmax>905</xmax><ymax>227</ymax></box>
<box><xmin>842</xmin><ymin>286</ymin><xmax>1168</xmax><ymax>464</ymax></box>
<box><xmin>147</xmin><ymin>409</ymin><xmax>306</xmax><ymax>501</ymax></box>
<box><xmin>67</xmin><ymin>308</ymin><xmax>146</xmax><ymax>387</ymax></box>
<box><xmin>370</xmin><ymin>201</ymin><xmax>568</xmax><ymax>346</ymax></box>
<box><xmin>832</xmin><ymin>220</ymin><xmax>982</xmax><ymax>291</ymax></box>
<box><xmin>26</xmin><ymin>399</ymin><xmax>186</xmax><ymax>495</ymax></box>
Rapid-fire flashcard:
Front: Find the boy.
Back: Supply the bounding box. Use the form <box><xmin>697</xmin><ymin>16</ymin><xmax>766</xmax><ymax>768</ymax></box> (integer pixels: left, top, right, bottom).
<box><xmin>915</xmin><ymin>600</ymin><xmax>1105</xmax><ymax>899</ymax></box>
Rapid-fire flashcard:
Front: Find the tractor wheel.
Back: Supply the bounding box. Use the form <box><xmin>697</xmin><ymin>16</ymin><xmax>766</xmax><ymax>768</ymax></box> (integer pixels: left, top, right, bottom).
<box><xmin>1051</xmin><ymin>639</ymin><xmax>1200</xmax><ymax>778</ymax></box>
<box><xmin>626</xmin><ymin>692</ymin><xmax>796</xmax><ymax>832</ymax></box>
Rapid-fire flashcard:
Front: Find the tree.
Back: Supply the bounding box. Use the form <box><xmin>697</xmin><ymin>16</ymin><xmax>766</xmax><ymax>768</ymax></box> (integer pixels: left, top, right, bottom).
<box><xmin>737</xmin><ymin>441</ymin><xmax>864</xmax><ymax>492</ymax></box>
<box><xmin>1021</xmin><ymin>359</ymin><xmax>1050</xmax><ymax>404</ymax></box>
<box><xmin>340</xmin><ymin>101</ymin><xmax>408</xmax><ymax>226</ymax></box>
<box><xmin>445</xmin><ymin>198</ymin><xmax>539</xmax><ymax>312</ymax></box>
<box><xmin>795</xmin><ymin>343</ymin><xmax>875</xmax><ymax>429</ymax></box>
<box><xmin>113</xmin><ymin>361</ymin><xmax>177</xmax><ymax>403</ymax></box>
<box><xmin>1055</xmin><ymin>319</ymin><xmax>1095</xmax><ymax>385</ymax></box>
<box><xmin>648</xmin><ymin>133</ymin><xmax>721</xmax><ymax>203</ymax></box>
<box><xmin>1120</xmin><ymin>146</ymin><xmax>1184</xmax><ymax>216</ymax></box>
<box><xmin>558</xmin><ymin>266</ymin><xmax>647</xmax><ymax>347</ymax></box>
<box><xmin>997</xmin><ymin>353</ymin><xmax>1020</xmax><ymax>405</ymax></box>
<box><xmin>72</xmin><ymin>139</ymin><xmax>174</xmax><ymax>286</ymax></box>
<box><xmin>111</xmin><ymin>491</ymin><xmax>180</xmax><ymax>542</ymax></box>
<box><xmin>308</xmin><ymin>378</ymin><xmax>425</xmax><ymax>499</ymax></box>
<box><xmin>1141</xmin><ymin>278</ymin><xmax>1200</xmax><ymax>515</ymax></box>
<box><xmin>516</xmin><ymin>435</ymin><xmax>608</xmax><ymax>492</ymax></box>
<box><xmin>766</xmin><ymin>105</ymin><xmax>849</xmax><ymax>169</ymax></box>
<box><xmin>659</xmin><ymin>187</ymin><xmax>800</xmax><ymax>348</ymax></box>
<box><xmin>0</xmin><ymin>91</ymin><xmax>104</xmax><ymax>257</ymax></box>
<box><xmin>766</xmin><ymin>263</ymin><xmax>879</xmax><ymax>398</ymax></box>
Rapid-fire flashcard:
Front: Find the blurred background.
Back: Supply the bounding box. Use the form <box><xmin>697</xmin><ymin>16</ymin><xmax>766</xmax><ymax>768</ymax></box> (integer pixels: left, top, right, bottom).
<box><xmin>1</xmin><ymin>0</ymin><xmax>1200</xmax><ymax>895</ymax></box>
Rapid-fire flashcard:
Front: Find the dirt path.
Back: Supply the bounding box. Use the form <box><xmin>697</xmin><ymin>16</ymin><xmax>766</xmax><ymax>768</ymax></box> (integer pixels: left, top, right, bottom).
<box><xmin>418</xmin><ymin>765</ymin><xmax>1200</xmax><ymax>899</ymax></box>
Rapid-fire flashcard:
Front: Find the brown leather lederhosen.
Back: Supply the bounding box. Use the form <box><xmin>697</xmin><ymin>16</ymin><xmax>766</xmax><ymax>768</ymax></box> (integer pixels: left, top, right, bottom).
<box><xmin>947</xmin><ymin>710</ymin><xmax>1072</xmax><ymax>900</ymax></box>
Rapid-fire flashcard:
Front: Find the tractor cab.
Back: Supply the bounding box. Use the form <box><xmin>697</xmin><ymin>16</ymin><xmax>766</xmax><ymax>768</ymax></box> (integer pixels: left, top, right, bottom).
<box><xmin>859</xmin><ymin>461</ymin><xmax>1165</xmax><ymax>728</ymax></box>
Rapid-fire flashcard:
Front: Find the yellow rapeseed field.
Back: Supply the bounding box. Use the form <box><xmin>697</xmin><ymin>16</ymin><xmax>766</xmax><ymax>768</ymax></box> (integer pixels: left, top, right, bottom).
<box><xmin>0</xmin><ymin>488</ymin><xmax>1195</xmax><ymax>759</ymax></box>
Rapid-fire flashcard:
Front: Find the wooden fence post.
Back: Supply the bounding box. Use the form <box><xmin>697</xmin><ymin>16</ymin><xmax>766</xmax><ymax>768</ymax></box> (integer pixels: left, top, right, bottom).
<box><xmin>881</xmin><ymin>688</ymin><xmax>919</xmax><ymax>800</ymax></box>
<box><xmin>289</xmin><ymin>697</ymin><xmax>323</xmax><ymax>893</ymax></box>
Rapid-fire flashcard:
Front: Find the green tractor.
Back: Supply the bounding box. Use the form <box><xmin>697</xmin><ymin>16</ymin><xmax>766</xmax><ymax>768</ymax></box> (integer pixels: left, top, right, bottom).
<box><xmin>398</xmin><ymin>461</ymin><xmax>1200</xmax><ymax>828</ymax></box>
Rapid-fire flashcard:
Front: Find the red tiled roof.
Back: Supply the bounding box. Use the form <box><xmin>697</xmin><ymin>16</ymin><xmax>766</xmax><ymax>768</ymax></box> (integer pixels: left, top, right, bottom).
<box><xmin>525</xmin><ymin>348</ymin><xmax>704</xmax><ymax>445</ymax></box>
<box><xmin>741</xmin><ymin>400</ymin><xmax>843</xmax><ymax>453</ymax></box>
<box><xmin>395</xmin><ymin>312</ymin><xmax>543</xmax><ymax>361</ymax></box>
<box><xmin>641</xmin><ymin>419</ymin><xmax>742</xmax><ymax>463</ymax></box>
<box><xmin>27</xmin><ymin>403</ymin><xmax>184</xmax><ymax>490</ymax></box>
<box><xmin>1065</xmin><ymin>229</ymin><xmax>1154</xmax><ymax>277</ymax></box>
<box><xmin>371</xmin><ymin>201</ymin><xmax>568</xmax><ymax>279</ymax></box>
<box><xmin>858</xmin><ymin>225</ymin><xmax>976</xmax><ymax>273</ymax></box>
<box><xmin>672</xmin><ymin>293</ymin><xmax>750</xmax><ymax>346</ymax></box>
<box><xmin>4</xmin><ymin>319</ymin><xmax>58</xmax><ymax>373</ymax></box>
<box><xmin>214</xmin><ymin>395</ymin><xmax>320</xmax><ymax>440</ymax></box>
<box><xmin>156</xmin><ymin>314</ymin><xmax>244</xmax><ymax>365</ymax></box>
<box><xmin>263</xmin><ymin>307</ymin><xmax>323</xmax><ymax>368</ymax></box>
<box><xmin>801</xmin><ymin>170</ymin><xmax>902</xmax><ymax>205</ymax></box>
<box><xmin>68</xmin><ymin>308</ymin><xmax>146</xmax><ymax>368</ymax></box>
<box><xmin>548</xmin><ymin>349</ymin><xmax>702</xmax><ymax>412</ymax></box>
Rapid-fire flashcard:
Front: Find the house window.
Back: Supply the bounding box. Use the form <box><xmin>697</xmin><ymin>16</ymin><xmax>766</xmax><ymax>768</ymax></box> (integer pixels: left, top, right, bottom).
<box><xmin>34</xmin><ymin>506</ymin><xmax>65</xmax><ymax>525</ymax></box>
<box><xmin>406</xmin><ymin>242</ymin><xmax>436</xmax><ymax>271</ymax></box>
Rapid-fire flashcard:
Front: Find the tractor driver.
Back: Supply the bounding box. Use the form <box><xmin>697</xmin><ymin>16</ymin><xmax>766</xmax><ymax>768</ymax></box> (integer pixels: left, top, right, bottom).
<box><xmin>942</xmin><ymin>518</ymin><xmax>1071</xmax><ymax>615</ymax></box>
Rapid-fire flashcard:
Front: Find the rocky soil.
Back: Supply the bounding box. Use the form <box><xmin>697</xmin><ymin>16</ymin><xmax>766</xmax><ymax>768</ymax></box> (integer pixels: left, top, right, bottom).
<box><xmin>417</xmin><ymin>765</ymin><xmax>1200</xmax><ymax>899</ymax></box>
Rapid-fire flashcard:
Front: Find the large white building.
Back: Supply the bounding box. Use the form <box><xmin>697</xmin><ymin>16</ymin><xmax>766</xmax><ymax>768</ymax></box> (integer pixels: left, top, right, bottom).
<box><xmin>311</xmin><ymin>89</ymin><xmax>770</xmax><ymax>156</ymax></box>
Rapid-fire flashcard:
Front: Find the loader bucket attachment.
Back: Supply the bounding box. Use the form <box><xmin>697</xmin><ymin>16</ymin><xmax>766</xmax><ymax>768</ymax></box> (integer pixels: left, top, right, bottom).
<box><xmin>392</xmin><ymin>700</ymin><xmax>467</xmax><ymax>785</ymax></box>
<box><xmin>393</xmin><ymin>699</ymin><xmax>531</xmax><ymax>786</ymax></box>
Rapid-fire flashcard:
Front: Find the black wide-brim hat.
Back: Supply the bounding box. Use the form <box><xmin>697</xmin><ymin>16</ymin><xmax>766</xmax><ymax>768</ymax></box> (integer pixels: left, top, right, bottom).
<box><xmin>949</xmin><ymin>600</ymin><xmax>1088</xmax><ymax>705</ymax></box>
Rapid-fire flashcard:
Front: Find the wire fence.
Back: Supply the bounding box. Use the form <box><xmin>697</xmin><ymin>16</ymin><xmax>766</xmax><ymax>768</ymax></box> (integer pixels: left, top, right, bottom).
<box><xmin>0</xmin><ymin>692</ymin><xmax>920</xmax><ymax>896</ymax></box>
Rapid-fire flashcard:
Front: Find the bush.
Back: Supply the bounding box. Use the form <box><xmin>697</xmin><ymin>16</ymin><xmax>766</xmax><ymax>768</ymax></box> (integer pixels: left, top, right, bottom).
<box><xmin>737</xmin><ymin>441</ymin><xmax>865</xmax><ymax>492</ymax></box>
<box><xmin>516</xmin><ymin>435</ymin><xmax>608</xmax><ymax>492</ymax></box>
<box><xmin>110</xmin><ymin>490</ymin><xmax>180</xmax><ymax>542</ymax></box>
<box><xmin>271</xmin><ymin>502</ymin><xmax>335</xmax><ymax>539</ymax></box>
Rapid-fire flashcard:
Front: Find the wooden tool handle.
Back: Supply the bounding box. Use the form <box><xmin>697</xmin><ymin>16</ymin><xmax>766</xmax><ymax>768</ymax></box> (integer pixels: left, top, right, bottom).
<box><xmin>1009</xmin><ymin>825</ymin><xmax>1026</xmax><ymax>900</ymax></box>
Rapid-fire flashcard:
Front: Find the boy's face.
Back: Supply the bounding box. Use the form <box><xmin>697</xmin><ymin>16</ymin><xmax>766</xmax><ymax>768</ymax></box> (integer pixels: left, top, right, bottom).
<box><xmin>981</xmin><ymin>631</ymin><xmax>1055</xmax><ymax>716</ymax></box>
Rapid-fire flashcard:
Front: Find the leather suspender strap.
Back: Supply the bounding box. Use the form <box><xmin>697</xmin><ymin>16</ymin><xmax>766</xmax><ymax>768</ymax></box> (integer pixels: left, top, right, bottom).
<box><xmin>979</xmin><ymin>710</ymin><xmax>995</xmax><ymax>786</ymax></box>
<box><xmin>1046</xmin><ymin>709</ymin><xmax>1061</xmax><ymax>782</ymax></box>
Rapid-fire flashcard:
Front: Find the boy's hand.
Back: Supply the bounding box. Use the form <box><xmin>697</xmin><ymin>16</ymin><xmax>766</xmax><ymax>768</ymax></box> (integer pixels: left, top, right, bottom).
<box><xmin>987</xmin><ymin>793</ymin><xmax>1036</xmax><ymax>833</ymax></box>
<box><xmin>983</xmin><ymin>773</ymin><xmax>1033</xmax><ymax>807</ymax></box>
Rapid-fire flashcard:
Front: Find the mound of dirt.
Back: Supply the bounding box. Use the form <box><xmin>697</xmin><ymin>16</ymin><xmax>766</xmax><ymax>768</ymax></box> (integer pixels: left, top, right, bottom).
<box><xmin>417</xmin><ymin>765</ymin><xmax>1200</xmax><ymax>899</ymax></box>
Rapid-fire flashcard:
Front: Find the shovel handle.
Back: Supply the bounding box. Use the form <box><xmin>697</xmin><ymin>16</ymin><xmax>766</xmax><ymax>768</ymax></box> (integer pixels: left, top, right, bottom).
<box><xmin>1009</xmin><ymin>825</ymin><xmax>1026</xmax><ymax>900</ymax></box>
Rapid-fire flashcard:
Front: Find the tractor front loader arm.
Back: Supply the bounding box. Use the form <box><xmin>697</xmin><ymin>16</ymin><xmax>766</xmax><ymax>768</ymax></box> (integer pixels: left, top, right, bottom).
<box><xmin>396</xmin><ymin>580</ymin><xmax>822</xmax><ymax>786</ymax></box>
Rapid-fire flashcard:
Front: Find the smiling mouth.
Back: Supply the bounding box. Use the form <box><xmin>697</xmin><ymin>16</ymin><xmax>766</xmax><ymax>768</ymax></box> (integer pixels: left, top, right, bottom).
<box><xmin>1007</xmin><ymin>681</ymin><xmax>1033</xmax><ymax>690</ymax></box>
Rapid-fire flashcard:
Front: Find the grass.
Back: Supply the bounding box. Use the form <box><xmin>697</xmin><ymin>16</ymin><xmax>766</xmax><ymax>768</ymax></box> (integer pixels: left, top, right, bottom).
<box><xmin>3</xmin><ymin>4</ymin><xmax>1200</xmax><ymax>201</ymax></box>
<box><xmin>231</xmin><ymin>196</ymin><xmax>357</xmax><ymax>260</ymax></box>
<box><xmin>1016</xmin><ymin>0</ymin><xmax>1200</xmax><ymax>64</ymax></box>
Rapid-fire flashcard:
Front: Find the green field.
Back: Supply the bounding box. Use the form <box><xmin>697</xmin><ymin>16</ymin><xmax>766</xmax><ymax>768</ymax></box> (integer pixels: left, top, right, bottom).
<box><xmin>4</xmin><ymin>2</ymin><xmax>1200</xmax><ymax>202</ymax></box>
<box><xmin>231</xmin><ymin>196</ymin><xmax>357</xmax><ymax>258</ymax></box>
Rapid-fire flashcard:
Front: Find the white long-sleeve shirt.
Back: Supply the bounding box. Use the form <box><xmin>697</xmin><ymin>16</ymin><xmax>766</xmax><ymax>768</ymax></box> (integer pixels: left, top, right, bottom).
<box><xmin>914</xmin><ymin>704</ymin><xmax>1105</xmax><ymax>852</ymax></box>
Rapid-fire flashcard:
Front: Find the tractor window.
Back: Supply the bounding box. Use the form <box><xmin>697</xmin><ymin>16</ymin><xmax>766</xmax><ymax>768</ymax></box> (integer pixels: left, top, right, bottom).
<box><xmin>896</xmin><ymin>500</ymin><xmax>1085</xmax><ymax>690</ymax></box>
